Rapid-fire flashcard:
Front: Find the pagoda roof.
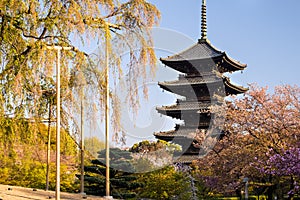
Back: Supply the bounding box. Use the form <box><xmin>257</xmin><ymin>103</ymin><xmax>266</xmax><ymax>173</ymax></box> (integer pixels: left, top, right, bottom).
<box><xmin>160</xmin><ymin>39</ymin><xmax>246</xmax><ymax>72</ymax></box>
<box><xmin>161</xmin><ymin>39</ymin><xmax>223</xmax><ymax>61</ymax></box>
<box><xmin>159</xmin><ymin>76</ymin><xmax>248</xmax><ymax>96</ymax></box>
<box><xmin>156</xmin><ymin>101</ymin><xmax>211</xmax><ymax>112</ymax></box>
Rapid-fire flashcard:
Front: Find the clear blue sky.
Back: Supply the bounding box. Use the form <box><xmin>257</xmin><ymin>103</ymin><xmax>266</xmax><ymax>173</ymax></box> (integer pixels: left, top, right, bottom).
<box><xmin>149</xmin><ymin>0</ymin><xmax>300</xmax><ymax>89</ymax></box>
<box><xmin>93</xmin><ymin>0</ymin><xmax>300</xmax><ymax>147</ymax></box>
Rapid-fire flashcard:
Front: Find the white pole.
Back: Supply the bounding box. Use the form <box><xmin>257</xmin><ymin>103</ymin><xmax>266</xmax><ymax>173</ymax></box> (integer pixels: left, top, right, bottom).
<box><xmin>105</xmin><ymin>30</ymin><xmax>112</xmax><ymax>199</ymax></box>
<box><xmin>80</xmin><ymin>85</ymin><xmax>85</xmax><ymax>195</ymax></box>
<box><xmin>47</xmin><ymin>46</ymin><xmax>72</xmax><ymax>200</ymax></box>
<box><xmin>55</xmin><ymin>48</ymin><xmax>61</xmax><ymax>200</ymax></box>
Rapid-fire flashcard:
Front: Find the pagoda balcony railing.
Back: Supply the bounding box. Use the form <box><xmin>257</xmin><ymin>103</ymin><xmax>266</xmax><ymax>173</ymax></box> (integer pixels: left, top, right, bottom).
<box><xmin>178</xmin><ymin>71</ymin><xmax>220</xmax><ymax>78</ymax></box>
<box><xmin>161</xmin><ymin>76</ymin><xmax>222</xmax><ymax>86</ymax></box>
<box><xmin>157</xmin><ymin>102</ymin><xmax>211</xmax><ymax>109</ymax></box>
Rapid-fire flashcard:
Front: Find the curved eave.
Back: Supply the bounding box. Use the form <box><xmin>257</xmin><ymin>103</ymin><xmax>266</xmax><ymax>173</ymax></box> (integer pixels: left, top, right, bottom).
<box><xmin>223</xmin><ymin>53</ymin><xmax>247</xmax><ymax>71</ymax></box>
<box><xmin>223</xmin><ymin>77</ymin><xmax>248</xmax><ymax>94</ymax></box>
<box><xmin>156</xmin><ymin>107</ymin><xmax>208</xmax><ymax>113</ymax></box>
<box><xmin>154</xmin><ymin>132</ymin><xmax>186</xmax><ymax>141</ymax></box>
<box><xmin>160</xmin><ymin>55</ymin><xmax>223</xmax><ymax>74</ymax></box>
<box><xmin>154</xmin><ymin>133</ymin><xmax>197</xmax><ymax>142</ymax></box>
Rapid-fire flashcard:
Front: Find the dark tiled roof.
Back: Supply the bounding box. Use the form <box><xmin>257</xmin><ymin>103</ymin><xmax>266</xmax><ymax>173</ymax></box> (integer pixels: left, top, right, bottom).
<box><xmin>158</xmin><ymin>76</ymin><xmax>248</xmax><ymax>96</ymax></box>
<box><xmin>160</xmin><ymin>39</ymin><xmax>247</xmax><ymax>72</ymax></box>
<box><xmin>161</xmin><ymin>40</ymin><xmax>223</xmax><ymax>61</ymax></box>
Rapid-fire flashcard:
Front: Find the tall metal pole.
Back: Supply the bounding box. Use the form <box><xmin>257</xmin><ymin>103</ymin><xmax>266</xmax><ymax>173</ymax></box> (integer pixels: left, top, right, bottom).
<box><xmin>47</xmin><ymin>46</ymin><xmax>72</xmax><ymax>200</ymax></box>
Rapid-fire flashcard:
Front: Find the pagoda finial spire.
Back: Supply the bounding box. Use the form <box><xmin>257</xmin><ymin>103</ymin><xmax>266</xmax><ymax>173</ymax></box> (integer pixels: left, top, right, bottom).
<box><xmin>201</xmin><ymin>0</ymin><xmax>207</xmax><ymax>40</ymax></box>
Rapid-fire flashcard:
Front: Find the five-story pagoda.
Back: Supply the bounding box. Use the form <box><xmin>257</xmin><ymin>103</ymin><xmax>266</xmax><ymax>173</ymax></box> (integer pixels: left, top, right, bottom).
<box><xmin>154</xmin><ymin>0</ymin><xmax>248</xmax><ymax>163</ymax></box>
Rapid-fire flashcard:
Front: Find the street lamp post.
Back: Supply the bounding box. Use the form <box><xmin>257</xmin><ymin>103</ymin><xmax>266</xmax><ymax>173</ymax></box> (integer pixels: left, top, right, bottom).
<box><xmin>46</xmin><ymin>46</ymin><xmax>73</xmax><ymax>200</ymax></box>
<box><xmin>80</xmin><ymin>83</ymin><xmax>85</xmax><ymax>195</ymax></box>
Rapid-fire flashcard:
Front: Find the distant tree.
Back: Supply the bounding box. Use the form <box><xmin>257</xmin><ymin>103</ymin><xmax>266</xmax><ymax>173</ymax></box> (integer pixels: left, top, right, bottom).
<box><xmin>129</xmin><ymin>140</ymin><xmax>181</xmax><ymax>171</ymax></box>
<box><xmin>84</xmin><ymin>136</ymin><xmax>105</xmax><ymax>158</ymax></box>
<box><xmin>130</xmin><ymin>140</ymin><xmax>181</xmax><ymax>153</ymax></box>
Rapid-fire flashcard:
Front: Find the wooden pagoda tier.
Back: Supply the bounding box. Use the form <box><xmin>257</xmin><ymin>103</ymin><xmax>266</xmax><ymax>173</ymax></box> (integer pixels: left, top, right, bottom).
<box><xmin>158</xmin><ymin>75</ymin><xmax>248</xmax><ymax>99</ymax></box>
<box><xmin>156</xmin><ymin>101</ymin><xmax>213</xmax><ymax>127</ymax></box>
<box><xmin>155</xmin><ymin>127</ymin><xmax>221</xmax><ymax>158</ymax></box>
<box><xmin>160</xmin><ymin>39</ymin><xmax>246</xmax><ymax>75</ymax></box>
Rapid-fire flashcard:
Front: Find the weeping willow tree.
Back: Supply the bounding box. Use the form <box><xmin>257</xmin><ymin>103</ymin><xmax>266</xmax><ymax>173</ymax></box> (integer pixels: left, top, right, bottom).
<box><xmin>0</xmin><ymin>0</ymin><xmax>160</xmax><ymax>190</ymax></box>
<box><xmin>0</xmin><ymin>0</ymin><xmax>160</xmax><ymax>141</ymax></box>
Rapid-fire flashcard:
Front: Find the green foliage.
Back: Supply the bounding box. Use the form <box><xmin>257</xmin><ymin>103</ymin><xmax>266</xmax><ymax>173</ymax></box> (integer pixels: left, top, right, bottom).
<box><xmin>83</xmin><ymin>148</ymin><xmax>141</xmax><ymax>198</ymax></box>
<box><xmin>131</xmin><ymin>157</ymin><xmax>155</xmax><ymax>173</ymax></box>
<box><xmin>0</xmin><ymin>119</ymin><xmax>79</xmax><ymax>192</ymax></box>
<box><xmin>136</xmin><ymin>166</ymin><xmax>191</xmax><ymax>200</ymax></box>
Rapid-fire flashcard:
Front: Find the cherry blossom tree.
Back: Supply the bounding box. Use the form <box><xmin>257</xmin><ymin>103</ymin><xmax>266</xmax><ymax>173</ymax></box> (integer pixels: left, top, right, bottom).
<box><xmin>259</xmin><ymin>146</ymin><xmax>300</xmax><ymax>199</ymax></box>
<box><xmin>195</xmin><ymin>84</ymin><xmax>300</xmax><ymax>199</ymax></box>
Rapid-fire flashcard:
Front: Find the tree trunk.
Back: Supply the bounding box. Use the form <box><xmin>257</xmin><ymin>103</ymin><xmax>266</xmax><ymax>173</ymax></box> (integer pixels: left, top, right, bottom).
<box><xmin>287</xmin><ymin>176</ymin><xmax>294</xmax><ymax>200</ymax></box>
<box><xmin>267</xmin><ymin>185</ymin><xmax>273</xmax><ymax>200</ymax></box>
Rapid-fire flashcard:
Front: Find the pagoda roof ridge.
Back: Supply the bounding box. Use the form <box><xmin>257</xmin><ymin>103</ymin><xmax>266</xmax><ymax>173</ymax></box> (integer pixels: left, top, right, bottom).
<box><xmin>160</xmin><ymin>39</ymin><xmax>224</xmax><ymax>62</ymax></box>
<box><xmin>200</xmin><ymin>39</ymin><xmax>246</xmax><ymax>68</ymax></box>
